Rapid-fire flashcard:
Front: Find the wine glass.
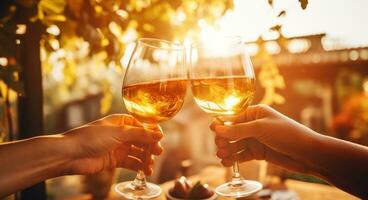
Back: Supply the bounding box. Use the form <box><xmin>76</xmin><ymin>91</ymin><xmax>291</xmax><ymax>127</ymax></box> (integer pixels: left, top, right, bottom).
<box><xmin>189</xmin><ymin>36</ymin><xmax>262</xmax><ymax>198</ymax></box>
<box><xmin>115</xmin><ymin>38</ymin><xmax>187</xmax><ymax>199</ymax></box>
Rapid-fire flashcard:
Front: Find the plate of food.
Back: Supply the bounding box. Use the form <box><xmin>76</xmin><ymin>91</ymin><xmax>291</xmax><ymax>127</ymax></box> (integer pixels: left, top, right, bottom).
<box><xmin>166</xmin><ymin>176</ymin><xmax>217</xmax><ymax>200</ymax></box>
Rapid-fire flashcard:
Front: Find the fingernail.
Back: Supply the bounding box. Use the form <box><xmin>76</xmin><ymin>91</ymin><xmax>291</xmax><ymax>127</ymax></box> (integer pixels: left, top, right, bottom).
<box><xmin>152</xmin><ymin>131</ymin><xmax>163</xmax><ymax>139</ymax></box>
<box><xmin>209</xmin><ymin>123</ymin><xmax>215</xmax><ymax>131</ymax></box>
<box><xmin>215</xmin><ymin>125</ymin><xmax>226</xmax><ymax>133</ymax></box>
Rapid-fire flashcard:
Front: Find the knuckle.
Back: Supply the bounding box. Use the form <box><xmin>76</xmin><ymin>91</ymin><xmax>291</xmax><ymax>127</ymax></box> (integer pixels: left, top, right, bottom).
<box><xmin>257</xmin><ymin>104</ymin><xmax>269</xmax><ymax>110</ymax></box>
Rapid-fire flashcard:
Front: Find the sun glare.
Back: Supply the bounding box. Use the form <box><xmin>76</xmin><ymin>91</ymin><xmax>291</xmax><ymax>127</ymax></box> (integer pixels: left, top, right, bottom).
<box><xmin>224</xmin><ymin>94</ymin><xmax>242</xmax><ymax>110</ymax></box>
<box><xmin>199</xmin><ymin>25</ymin><xmax>236</xmax><ymax>57</ymax></box>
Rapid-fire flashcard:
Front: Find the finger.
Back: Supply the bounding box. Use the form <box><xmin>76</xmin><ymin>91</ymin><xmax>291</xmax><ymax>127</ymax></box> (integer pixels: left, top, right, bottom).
<box><xmin>113</xmin><ymin>114</ymin><xmax>143</xmax><ymax>127</ymax></box>
<box><xmin>217</xmin><ymin>144</ymin><xmax>238</xmax><ymax>159</ymax></box>
<box><xmin>128</xmin><ymin>146</ymin><xmax>157</xmax><ymax>163</ymax></box>
<box><xmin>121</xmin><ymin>125</ymin><xmax>163</xmax><ymax>143</ymax></box>
<box><xmin>133</xmin><ymin>142</ymin><xmax>163</xmax><ymax>156</ymax></box>
<box><xmin>210</xmin><ymin>105</ymin><xmax>269</xmax><ymax>130</ymax></box>
<box><xmin>144</xmin><ymin>124</ymin><xmax>162</xmax><ymax>132</ymax></box>
<box><xmin>220</xmin><ymin>146</ymin><xmax>262</xmax><ymax>167</ymax></box>
<box><xmin>129</xmin><ymin>145</ymin><xmax>145</xmax><ymax>159</ymax></box>
<box><xmin>119</xmin><ymin>146</ymin><xmax>155</xmax><ymax>175</ymax></box>
<box><xmin>89</xmin><ymin>114</ymin><xmax>141</xmax><ymax>127</ymax></box>
<box><xmin>217</xmin><ymin>138</ymin><xmax>260</xmax><ymax>159</ymax></box>
<box><xmin>215</xmin><ymin>136</ymin><xmax>229</xmax><ymax>148</ymax></box>
<box><xmin>89</xmin><ymin>114</ymin><xmax>127</xmax><ymax>125</ymax></box>
<box><xmin>120</xmin><ymin>155</ymin><xmax>143</xmax><ymax>172</ymax></box>
<box><xmin>212</xmin><ymin>120</ymin><xmax>262</xmax><ymax>140</ymax></box>
<box><xmin>113</xmin><ymin>143</ymin><xmax>131</xmax><ymax>161</ymax></box>
<box><xmin>220</xmin><ymin>143</ymin><xmax>309</xmax><ymax>174</ymax></box>
<box><xmin>210</xmin><ymin>118</ymin><xmax>223</xmax><ymax>132</ymax></box>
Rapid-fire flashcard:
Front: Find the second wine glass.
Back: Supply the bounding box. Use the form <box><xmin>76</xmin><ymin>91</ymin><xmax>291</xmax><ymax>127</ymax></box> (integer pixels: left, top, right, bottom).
<box><xmin>189</xmin><ymin>36</ymin><xmax>262</xmax><ymax>198</ymax></box>
<box><xmin>115</xmin><ymin>38</ymin><xmax>187</xmax><ymax>199</ymax></box>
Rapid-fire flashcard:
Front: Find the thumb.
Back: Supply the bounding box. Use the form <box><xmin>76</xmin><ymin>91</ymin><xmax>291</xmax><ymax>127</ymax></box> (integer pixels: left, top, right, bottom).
<box><xmin>212</xmin><ymin>120</ymin><xmax>261</xmax><ymax>140</ymax></box>
<box><xmin>120</xmin><ymin>125</ymin><xmax>163</xmax><ymax>143</ymax></box>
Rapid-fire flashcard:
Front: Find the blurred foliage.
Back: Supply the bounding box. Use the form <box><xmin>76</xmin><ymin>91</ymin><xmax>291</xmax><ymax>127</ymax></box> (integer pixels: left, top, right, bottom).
<box><xmin>256</xmin><ymin>0</ymin><xmax>308</xmax><ymax>105</ymax></box>
<box><xmin>332</xmin><ymin>69</ymin><xmax>368</xmax><ymax>145</ymax></box>
<box><xmin>268</xmin><ymin>0</ymin><xmax>308</xmax><ymax>9</ymax></box>
<box><xmin>256</xmin><ymin>37</ymin><xmax>285</xmax><ymax>105</ymax></box>
<box><xmin>1</xmin><ymin>0</ymin><xmax>234</xmax><ymax>119</ymax></box>
<box><xmin>293</xmin><ymin>79</ymin><xmax>325</xmax><ymax>97</ymax></box>
<box><xmin>0</xmin><ymin>0</ymin><xmax>308</xmax><ymax>127</ymax></box>
<box><xmin>335</xmin><ymin>69</ymin><xmax>364</xmax><ymax>106</ymax></box>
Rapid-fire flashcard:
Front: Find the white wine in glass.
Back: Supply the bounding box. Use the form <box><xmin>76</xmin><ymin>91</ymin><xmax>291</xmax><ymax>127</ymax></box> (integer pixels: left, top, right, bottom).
<box><xmin>115</xmin><ymin>38</ymin><xmax>187</xmax><ymax>199</ymax></box>
<box><xmin>190</xmin><ymin>36</ymin><xmax>262</xmax><ymax>198</ymax></box>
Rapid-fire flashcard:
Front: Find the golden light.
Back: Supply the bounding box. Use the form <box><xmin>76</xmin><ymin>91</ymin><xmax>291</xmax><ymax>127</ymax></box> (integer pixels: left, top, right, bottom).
<box><xmin>264</xmin><ymin>41</ymin><xmax>280</xmax><ymax>54</ymax></box>
<box><xmin>0</xmin><ymin>57</ymin><xmax>8</xmax><ymax>66</ymax></box>
<box><xmin>361</xmin><ymin>50</ymin><xmax>368</xmax><ymax>60</ymax></box>
<box><xmin>363</xmin><ymin>79</ymin><xmax>368</xmax><ymax>95</ymax></box>
<box><xmin>120</xmin><ymin>42</ymin><xmax>136</xmax><ymax>68</ymax></box>
<box><xmin>172</xmin><ymin>9</ymin><xmax>186</xmax><ymax>25</ymax></box>
<box><xmin>49</xmin><ymin>39</ymin><xmax>60</xmax><ymax>50</ymax></box>
<box><xmin>224</xmin><ymin>94</ymin><xmax>242</xmax><ymax>110</ymax></box>
<box><xmin>288</xmin><ymin>39</ymin><xmax>311</xmax><ymax>53</ymax></box>
<box><xmin>245</xmin><ymin>43</ymin><xmax>258</xmax><ymax>56</ymax></box>
<box><xmin>349</xmin><ymin>50</ymin><xmax>359</xmax><ymax>61</ymax></box>
<box><xmin>199</xmin><ymin>26</ymin><xmax>232</xmax><ymax>57</ymax></box>
<box><xmin>109</xmin><ymin>22</ymin><xmax>122</xmax><ymax>37</ymax></box>
<box><xmin>16</xmin><ymin>24</ymin><xmax>26</xmax><ymax>35</ymax></box>
<box><xmin>46</xmin><ymin>25</ymin><xmax>60</xmax><ymax>36</ymax></box>
<box><xmin>116</xmin><ymin>9</ymin><xmax>128</xmax><ymax>19</ymax></box>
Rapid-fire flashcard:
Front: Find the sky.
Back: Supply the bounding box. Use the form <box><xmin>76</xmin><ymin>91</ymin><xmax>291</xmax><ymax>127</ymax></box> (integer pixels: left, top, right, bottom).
<box><xmin>215</xmin><ymin>0</ymin><xmax>368</xmax><ymax>48</ymax></box>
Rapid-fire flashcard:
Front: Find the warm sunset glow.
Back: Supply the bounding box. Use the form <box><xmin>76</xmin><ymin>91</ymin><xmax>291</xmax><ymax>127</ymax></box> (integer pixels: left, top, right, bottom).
<box><xmin>224</xmin><ymin>94</ymin><xmax>242</xmax><ymax>110</ymax></box>
<box><xmin>206</xmin><ymin>0</ymin><xmax>368</xmax><ymax>47</ymax></box>
<box><xmin>364</xmin><ymin>80</ymin><xmax>368</xmax><ymax>95</ymax></box>
<box><xmin>46</xmin><ymin>25</ymin><xmax>60</xmax><ymax>36</ymax></box>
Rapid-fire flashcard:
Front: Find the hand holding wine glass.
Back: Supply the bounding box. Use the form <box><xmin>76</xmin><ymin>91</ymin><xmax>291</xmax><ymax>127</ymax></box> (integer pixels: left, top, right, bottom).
<box><xmin>190</xmin><ymin>36</ymin><xmax>262</xmax><ymax>198</ymax></box>
<box><xmin>63</xmin><ymin>114</ymin><xmax>163</xmax><ymax>175</ymax></box>
<box><xmin>116</xmin><ymin>38</ymin><xmax>187</xmax><ymax>199</ymax></box>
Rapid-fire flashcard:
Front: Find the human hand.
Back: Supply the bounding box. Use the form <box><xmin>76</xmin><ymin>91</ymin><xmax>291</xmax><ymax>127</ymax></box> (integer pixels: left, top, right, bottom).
<box><xmin>61</xmin><ymin>114</ymin><xmax>163</xmax><ymax>176</ymax></box>
<box><xmin>210</xmin><ymin>104</ymin><xmax>323</xmax><ymax>174</ymax></box>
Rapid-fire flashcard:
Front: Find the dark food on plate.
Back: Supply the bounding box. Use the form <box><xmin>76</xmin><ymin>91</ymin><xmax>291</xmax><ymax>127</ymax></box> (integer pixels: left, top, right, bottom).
<box><xmin>169</xmin><ymin>176</ymin><xmax>214</xmax><ymax>199</ymax></box>
<box><xmin>169</xmin><ymin>176</ymin><xmax>192</xmax><ymax>198</ymax></box>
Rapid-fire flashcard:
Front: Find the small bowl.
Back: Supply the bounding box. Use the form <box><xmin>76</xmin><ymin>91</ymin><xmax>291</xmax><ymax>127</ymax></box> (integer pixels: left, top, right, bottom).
<box><xmin>165</xmin><ymin>188</ymin><xmax>217</xmax><ymax>200</ymax></box>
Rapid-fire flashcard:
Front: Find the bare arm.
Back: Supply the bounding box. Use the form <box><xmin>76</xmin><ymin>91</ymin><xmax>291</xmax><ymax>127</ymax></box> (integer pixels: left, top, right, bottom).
<box><xmin>0</xmin><ymin>135</ymin><xmax>67</xmax><ymax>197</ymax></box>
<box><xmin>315</xmin><ymin>135</ymin><xmax>368</xmax><ymax>198</ymax></box>
<box><xmin>0</xmin><ymin>114</ymin><xmax>163</xmax><ymax>197</ymax></box>
<box><xmin>211</xmin><ymin>104</ymin><xmax>368</xmax><ymax>198</ymax></box>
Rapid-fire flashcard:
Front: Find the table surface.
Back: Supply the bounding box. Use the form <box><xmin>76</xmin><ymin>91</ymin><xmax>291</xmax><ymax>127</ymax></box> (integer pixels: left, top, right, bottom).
<box><xmin>106</xmin><ymin>166</ymin><xmax>358</xmax><ymax>200</ymax></box>
<box><xmin>159</xmin><ymin>166</ymin><xmax>358</xmax><ymax>200</ymax></box>
<box><xmin>69</xmin><ymin>166</ymin><xmax>359</xmax><ymax>200</ymax></box>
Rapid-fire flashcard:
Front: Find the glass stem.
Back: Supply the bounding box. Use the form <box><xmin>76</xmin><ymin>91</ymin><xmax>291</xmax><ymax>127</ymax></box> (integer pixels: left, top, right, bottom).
<box><xmin>216</xmin><ymin>117</ymin><xmax>245</xmax><ymax>187</ymax></box>
<box><xmin>231</xmin><ymin>158</ymin><xmax>244</xmax><ymax>187</ymax></box>
<box><xmin>131</xmin><ymin>123</ymin><xmax>156</xmax><ymax>190</ymax></box>
<box><xmin>132</xmin><ymin>170</ymin><xmax>147</xmax><ymax>190</ymax></box>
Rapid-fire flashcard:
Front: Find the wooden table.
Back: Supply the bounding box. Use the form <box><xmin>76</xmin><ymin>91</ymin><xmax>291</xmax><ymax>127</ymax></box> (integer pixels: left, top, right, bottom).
<box><xmin>100</xmin><ymin>166</ymin><xmax>359</xmax><ymax>200</ymax></box>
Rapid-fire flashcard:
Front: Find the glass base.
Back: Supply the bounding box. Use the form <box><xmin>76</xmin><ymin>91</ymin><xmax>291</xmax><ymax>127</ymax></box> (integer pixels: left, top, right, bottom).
<box><xmin>115</xmin><ymin>181</ymin><xmax>162</xmax><ymax>200</ymax></box>
<box><xmin>215</xmin><ymin>179</ymin><xmax>262</xmax><ymax>198</ymax></box>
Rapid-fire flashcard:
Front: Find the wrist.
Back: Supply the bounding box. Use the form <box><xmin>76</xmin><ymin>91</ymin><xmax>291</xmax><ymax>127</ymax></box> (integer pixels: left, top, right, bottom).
<box><xmin>33</xmin><ymin>134</ymin><xmax>72</xmax><ymax>177</ymax></box>
<box><xmin>304</xmin><ymin>134</ymin><xmax>331</xmax><ymax>178</ymax></box>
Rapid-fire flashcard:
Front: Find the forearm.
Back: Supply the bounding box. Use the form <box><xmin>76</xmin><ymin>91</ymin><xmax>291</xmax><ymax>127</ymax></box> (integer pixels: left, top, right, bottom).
<box><xmin>0</xmin><ymin>135</ymin><xmax>69</xmax><ymax>197</ymax></box>
<box><xmin>309</xmin><ymin>135</ymin><xmax>368</xmax><ymax>198</ymax></box>
<box><xmin>277</xmin><ymin>120</ymin><xmax>368</xmax><ymax>198</ymax></box>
